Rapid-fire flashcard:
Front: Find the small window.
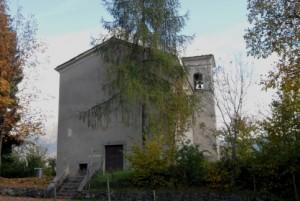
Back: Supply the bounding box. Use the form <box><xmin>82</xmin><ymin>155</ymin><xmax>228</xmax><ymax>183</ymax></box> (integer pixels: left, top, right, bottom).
<box><xmin>79</xmin><ymin>163</ymin><xmax>88</xmax><ymax>175</ymax></box>
<box><xmin>194</xmin><ymin>73</ymin><xmax>204</xmax><ymax>90</ymax></box>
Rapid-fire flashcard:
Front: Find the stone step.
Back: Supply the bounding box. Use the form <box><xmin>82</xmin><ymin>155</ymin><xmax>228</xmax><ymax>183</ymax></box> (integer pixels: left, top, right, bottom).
<box><xmin>59</xmin><ymin>189</ymin><xmax>77</xmax><ymax>193</ymax></box>
<box><xmin>67</xmin><ymin>177</ymin><xmax>83</xmax><ymax>181</ymax></box>
<box><xmin>57</xmin><ymin>176</ymin><xmax>84</xmax><ymax>199</ymax></box>
<box><xmin>57</xmin><ymin>191</ymin><xmax>78</xmax><ymax>195</ymax></box>
<box><xmin>62</xmin><ymin>183</ymin><xmax>80</xmax><ymax>187</ymax></box>
<box><xmin>60</xmin><ymin>185</ymin><xmax>79</xmax><ymax>189</ymax></box>
<box><xmin>58</xmin><ymin>191</ymin><xmax>78</xmax><ymax>195</ymax></box>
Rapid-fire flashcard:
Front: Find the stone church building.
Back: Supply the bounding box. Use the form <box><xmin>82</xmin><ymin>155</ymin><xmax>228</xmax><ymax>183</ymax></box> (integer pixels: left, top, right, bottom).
<box><xmin>55</xmin><ymin>37</ymin><xmax>217</xmax><ymax>178</ymax></box>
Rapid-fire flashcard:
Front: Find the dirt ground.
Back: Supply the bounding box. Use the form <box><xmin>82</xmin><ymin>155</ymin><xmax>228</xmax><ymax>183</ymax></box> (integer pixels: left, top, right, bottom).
<box><xmin>0</xmin><ymin>195</ymin><xmax>73</xmax><ymax>201</ymax></box>
<box><xmin>0</xmin><ymin>177</ymin><xmax>53</xmax><ymax>188</ymax></box>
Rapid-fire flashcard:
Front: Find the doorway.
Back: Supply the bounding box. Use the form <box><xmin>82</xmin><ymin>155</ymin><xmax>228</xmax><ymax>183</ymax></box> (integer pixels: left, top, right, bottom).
<box><xmin>105</xmin><ymin>145</ymin><xmax>124</xmax><ymax>172</ymax></box>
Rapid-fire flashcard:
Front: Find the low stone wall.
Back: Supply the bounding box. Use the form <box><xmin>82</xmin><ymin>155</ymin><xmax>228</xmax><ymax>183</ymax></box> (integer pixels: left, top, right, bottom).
<box><xmin>0</xmin><ymin>187</ymin><xmax>281</xmax><ymax>201</ymax></box>
<box><xmin>0</xmin><ymin>187</ymin><xmax>46</xmax><ymax>198</ymax></box>
<box><xmin>79</xmin><ymin>190</ymin><xmax>281</xmax><ymax>201</ymax></box>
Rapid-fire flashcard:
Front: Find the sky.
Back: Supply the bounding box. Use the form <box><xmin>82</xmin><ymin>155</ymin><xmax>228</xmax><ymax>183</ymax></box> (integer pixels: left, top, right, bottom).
<box><xmin>7</xmin><ymin>0</ymin><xmax>276</xmax><ymax>156</ymax></box>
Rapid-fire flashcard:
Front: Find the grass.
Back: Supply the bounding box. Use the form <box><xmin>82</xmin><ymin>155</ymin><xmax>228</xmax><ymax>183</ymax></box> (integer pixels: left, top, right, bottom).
<box><xmin>0</xmin><ymin>176</ymin><xmax>53</xmax><ymax>188</ymax></box>
<box><xmin>88</xmin><ymin>170</ymin><xmax>134</xmax><ymax>191</ymax></box>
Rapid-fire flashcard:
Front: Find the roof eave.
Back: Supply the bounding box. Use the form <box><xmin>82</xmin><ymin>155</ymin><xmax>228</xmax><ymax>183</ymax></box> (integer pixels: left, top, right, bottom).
<box><xmin>55</xmin><ymin>37</ymin><xmax>120</xmax><ymax>72</ymax></box>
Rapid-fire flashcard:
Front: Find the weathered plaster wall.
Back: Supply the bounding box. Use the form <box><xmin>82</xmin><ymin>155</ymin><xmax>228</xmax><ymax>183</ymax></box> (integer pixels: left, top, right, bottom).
<box><xmin>56</xmin><ymin>47</ymin><xmax>218</xmax><ymax>177</ymax></box>
<box><xmin>56</xmin><ymin>51</ymin><xmax>142</xmax><ymax>177</ymax></box>
<box><xmin>182</xmin><ymin>55</ymin><xmax>217</xmax><ymax>159</ymax></box>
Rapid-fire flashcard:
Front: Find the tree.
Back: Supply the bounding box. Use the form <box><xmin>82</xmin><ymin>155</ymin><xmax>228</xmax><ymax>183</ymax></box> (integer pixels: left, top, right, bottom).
<box><xmin>0</xmin><ymin>0</ymin><xmax>41</xmax><ymax>169</ymax></box>
<box><xmin>259</xmin><ymin>87</ymin><xmax>300</xmax><ymax>201</ymax></box>
<box><xmin>214</xmin><ymin>57</ymin><xmax>256</xmax><ymax>185</ymax></box>
<box><xmin>81</xmin><ymin>0</ymin><xmax>194</xmax><ymax>161</ymax></box>
<box><xmin>245</xmin><ymin>0</ymin><xmax>300</xmax><ymax>90</ymax></box>
<box><xmin>245</xmin><ymin>1</ymin><xmax>300</xmax><ymax>199</ymax></box>
<box><xmin>214</xmin><ymin>57</ymin><xmax>253</xmax><ymax>161</ymax></box>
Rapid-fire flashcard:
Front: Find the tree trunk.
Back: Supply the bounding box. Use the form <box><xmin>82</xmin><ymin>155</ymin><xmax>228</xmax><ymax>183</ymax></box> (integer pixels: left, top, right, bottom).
<box><xmin>0</xmin><ymin>134</ymin><xmax>3</xmax><ymax>175</ymax></box>
<box><xmin>232</xmin><ymin>118</ymin><xmax>238</xmax><ymax>162</ymax></box>
<box><xmin>253</xmin><ymin>175</ymin><xmax>256</xmax><ymax>193</ymax></box>
<box><xmin>292</xmin><ymin>173</ymin><xmax>299</xmax><ymax>201</ymax></box>
<box><xmin>230</xmin><ymin>118</ymin><xmax>238</xmax><ymax>187</ymax></box>
<box><xmin>141</xmin><ymin>103</ymin><xmax>146</xmax><ymax>147</ymax></box>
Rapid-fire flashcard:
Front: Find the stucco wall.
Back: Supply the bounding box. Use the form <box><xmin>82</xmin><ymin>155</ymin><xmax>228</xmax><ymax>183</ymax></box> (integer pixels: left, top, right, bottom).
<box><xmin>56</xmin><ymin>47</ymin><xmax>218</xmax><ymax>177</ymax></box>
<box><xmin>182</xmin><ymin>56</ymin><xmax>217</xmax><ymax>159</ymax></box>
<box><xmin>56</xmin><ymin>51</ymin><xmax>142</xmax><ymax>177</ymax></box>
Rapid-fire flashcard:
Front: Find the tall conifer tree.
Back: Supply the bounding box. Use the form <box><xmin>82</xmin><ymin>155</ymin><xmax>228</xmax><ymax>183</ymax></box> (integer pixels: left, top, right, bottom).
<box><xmin>82</xmin><ymin>0</ymin><xmax>193</xmax><ymax>158</ymax></box>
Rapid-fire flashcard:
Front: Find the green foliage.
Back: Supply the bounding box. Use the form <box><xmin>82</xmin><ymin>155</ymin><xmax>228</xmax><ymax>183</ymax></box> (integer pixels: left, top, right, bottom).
<box><xmin>1</xmin><ymin>144</ymin><xmax>52</xmax><ymax>178</ymax></box>
<box><xmin>127</xmin><ymin>141</ymin><xmax>206</xmax><ymax>189</ymax></box>
<box><xmin>82</xmin><ymin>0</ymin><xmax>195</xmax><ymax>157</ymax></box>
<box><xmin>205</xmin><ymin>161</ymin><xmax>231</xmax><ymax>190</ymax></box>
<box><xmin>245</xmin><ymin>0</ymin><xmax>299</xmax><ymax>60</ymax></box>
<box><xmin>250</xmin><ymin>88</ymin><xmax>300</xmax><ymax>200</ymax></box>
<box><xmin>89</xmin><ymin>170</ymin><xmax>134</xmax><ymax>190</ymax></box>
<box><xmin>1</xmin><ymin>153</ymin><xmax>28</xmax><ymax>178</ymax></box>
<box><xmin>245</xmin><ymin>0</ymin><xmax>299</xmax><ymax>90</ymax></box>
<box><xmin>127</xmin><ymin>136</ymin><xmax>173</xmax><ymax>189</ymax></box>
<box><xmin>219</xmin><ymin>116</ymin><xmax>258</xmax><ymax>162</ymax></box>
<box><xmin>102</xmin><ymin>0</ymin><xmax>191</xmax><ymax>54</ymax></box>
<box><xmin>243</xmin><ymin>1</ymin><xmax>300</xmax><ymax>199</ymax></box>
<box><xmin>173</xmin><ymin>143</ymin><xmax>206</xmax><ymax>187</ymax></box>
<box><xmin>44</xmin><ymin>158</ymin><xmax>56</xmax><ymax>177</ymax></box>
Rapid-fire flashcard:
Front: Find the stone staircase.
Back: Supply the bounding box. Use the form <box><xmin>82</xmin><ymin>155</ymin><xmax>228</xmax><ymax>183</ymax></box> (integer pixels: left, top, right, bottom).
<box><xmin>57</xmin><ymin>176</ymin><xmax>84</xmax><ymax>198</ymax></box>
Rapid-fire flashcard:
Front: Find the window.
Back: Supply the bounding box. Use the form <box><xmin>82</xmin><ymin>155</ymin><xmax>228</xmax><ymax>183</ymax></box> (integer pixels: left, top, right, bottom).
<box><xmin>194</xmin><ymin>73</ymin><xmax>204</xmax><ymax>90</ymax></box>
<box><xmin>78</xmin><ymin>163</ymin><xmax>88</xmax><ymax>175</ymax></box>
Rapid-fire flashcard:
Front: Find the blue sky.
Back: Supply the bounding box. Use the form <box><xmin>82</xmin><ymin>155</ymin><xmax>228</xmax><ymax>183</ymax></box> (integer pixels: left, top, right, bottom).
<box><xmin>7</xmin><ymin>0</ymin><xmax>274</xmax><ymax>156</ymax></box>
<box><xmin>9</xmin><ymin>0</ymin><xmax>247</xmax><ymax>37</ymax></box>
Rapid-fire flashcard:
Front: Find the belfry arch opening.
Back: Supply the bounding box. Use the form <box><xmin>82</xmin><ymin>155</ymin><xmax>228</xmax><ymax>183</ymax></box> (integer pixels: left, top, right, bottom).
<box><xmin>193</xmin><ymin>73</ymin><xmax>204</xmax><ymax>90</ymax></box>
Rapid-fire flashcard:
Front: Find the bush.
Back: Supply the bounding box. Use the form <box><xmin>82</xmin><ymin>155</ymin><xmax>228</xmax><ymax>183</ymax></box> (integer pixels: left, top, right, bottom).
<box><xmin>1</xmin><ymin>144</ymin><xmax>50</xmax><ymax>178</ymax></box>
<box><xmin>44</xmin><ymin>158</ymin><xmax>56</xmax><ymax>177</ymax></box>
<box><xmin>205</xmin><ymin>160</ymin><xmax>231</xmax><ymax>190</ymax></box>
<box><xmin>173</xmin><ymin>143</ymin><xmax>206</xmax><ymax>187</ymax></box>
<box><xmin>127</xmin><ymin>137</ymin><xmax>172</xmax><ymax>189</ymax></box>
<box><xmin>1</xmin><ymin>154</ymin><xmax>28</xmax><ymax>178</ymax></box>
<box><xmin>89</xmin><ymin>170</ymin><xmax>134</xmax><ymax>190</ymax></box>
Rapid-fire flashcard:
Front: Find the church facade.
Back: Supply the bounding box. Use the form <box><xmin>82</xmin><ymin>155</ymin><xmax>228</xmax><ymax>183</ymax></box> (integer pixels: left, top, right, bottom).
<box><xmin>55</xmin><ymin>38</ymin><xmax>217</xmax><ymax>177</ymax></box>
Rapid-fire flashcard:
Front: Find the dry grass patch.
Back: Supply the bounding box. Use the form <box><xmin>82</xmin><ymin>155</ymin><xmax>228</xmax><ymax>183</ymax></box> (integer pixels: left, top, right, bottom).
<box><xmin>0</xmin><ymin>177</ymin><xmax>53</xmax><ymax>188</ymax></box>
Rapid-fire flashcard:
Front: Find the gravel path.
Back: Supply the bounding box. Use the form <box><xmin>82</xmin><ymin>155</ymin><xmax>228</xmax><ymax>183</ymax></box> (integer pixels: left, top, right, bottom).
<box><xmin>0</xmin><ymin>195</ymin><xmax>73</xmax><ymax>201</ymax></box>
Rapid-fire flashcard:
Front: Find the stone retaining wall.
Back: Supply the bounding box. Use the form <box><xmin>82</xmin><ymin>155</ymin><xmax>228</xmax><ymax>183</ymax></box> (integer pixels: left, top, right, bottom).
<box><xmin>0</xmin><ymin>187</ymin><xmax>46</xmax><ymax>198</ymax></box>
<box><xmin>80</xmin><ymin>190</ymin><xmax>281</xmax><ymax>201</ymax></box>
<box><xmin>0</xmin><ymin>187</ymin><xmax>281</xmax><ymax>201</ymax></box>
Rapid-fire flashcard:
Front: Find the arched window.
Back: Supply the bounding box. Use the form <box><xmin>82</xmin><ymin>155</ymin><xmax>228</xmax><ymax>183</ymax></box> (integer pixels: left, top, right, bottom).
<box><xmin>194</xmin><ymin>73</ymin><xmax>204</xmax><ymax>90</ymax></box>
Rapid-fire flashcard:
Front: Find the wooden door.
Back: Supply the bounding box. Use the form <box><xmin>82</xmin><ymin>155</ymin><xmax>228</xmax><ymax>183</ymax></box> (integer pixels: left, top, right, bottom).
<box><xmin>105</xmin><ymin>145</ymin><xmax>123</xmax><ymax>172</ymax></box>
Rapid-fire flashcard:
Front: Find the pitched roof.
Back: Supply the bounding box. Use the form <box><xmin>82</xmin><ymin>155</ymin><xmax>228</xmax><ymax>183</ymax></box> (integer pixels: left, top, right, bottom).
<box><xmin>55</xmin><ymin>37</ymin><xmax>215</xmax><ymax>73</ymax></box>
<box><xmin>55</xmin><ymin>37</ymin><xmax>122</xmax><ymax>72</ymax></box>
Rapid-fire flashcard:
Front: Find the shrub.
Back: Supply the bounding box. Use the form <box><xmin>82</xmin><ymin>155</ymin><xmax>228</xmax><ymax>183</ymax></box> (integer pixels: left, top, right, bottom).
<box><xmin>1</xmin><ymin>154</ymin><xmax>28</xmax><ymax>178</ymax></box>
<box><xmin>89</xmin><ymin>170</ymin><xmax>134</xmax><ymax>190</ymax></box>
<box><xmin>127</xmin><ymin>137</ymin><xmax>172</xmax><ymax>189</ymax></box>
<box><xmin>44</xmin><ymin>158</ymin><xmax>56</xmax><ymax>177</ymax></box>
<box><xmin>205</xmin><ymin>160</ymin><xmax>231</xmax><ymax>190</ymax></box>
<box><xmin>1</xmin><ymin>144</ymin><xmax>49</xmax><ymax>178</ymax></box>
<box><xmin>174</xmin><ymin>143</ymin><xmax>206</xmax><ymax>187</ymax></box>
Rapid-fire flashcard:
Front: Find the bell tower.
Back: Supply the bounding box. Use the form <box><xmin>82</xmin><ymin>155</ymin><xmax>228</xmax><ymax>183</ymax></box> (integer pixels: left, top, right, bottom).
<box><xmin>182</xmin><ymin>55</ymin><xmax>217</xmax><ymax>160</ymax></box>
